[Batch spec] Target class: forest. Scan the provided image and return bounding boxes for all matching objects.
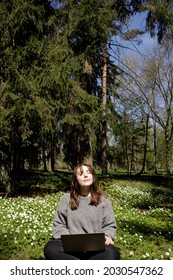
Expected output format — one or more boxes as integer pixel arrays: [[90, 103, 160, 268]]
[[0, 0, 173, 194]]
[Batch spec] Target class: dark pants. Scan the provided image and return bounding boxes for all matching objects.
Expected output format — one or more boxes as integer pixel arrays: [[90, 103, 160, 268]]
[[44, 239, 120, 260]]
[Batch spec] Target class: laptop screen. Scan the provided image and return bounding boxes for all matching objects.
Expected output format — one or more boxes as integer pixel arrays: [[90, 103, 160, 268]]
[[61, 233, 105, 252]]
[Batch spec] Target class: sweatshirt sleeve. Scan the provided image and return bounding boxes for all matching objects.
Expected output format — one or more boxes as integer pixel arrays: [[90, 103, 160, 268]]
[[101, 197, 117, 240], [52, 193, 70, 239]]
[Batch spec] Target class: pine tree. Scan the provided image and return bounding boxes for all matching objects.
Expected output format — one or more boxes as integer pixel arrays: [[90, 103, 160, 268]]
[[0, 0, 57, 191], [52, 0, 130, 170], [145, 0, 173, 42]]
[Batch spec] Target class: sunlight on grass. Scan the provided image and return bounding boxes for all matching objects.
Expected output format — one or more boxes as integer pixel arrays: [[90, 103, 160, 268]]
[[0, 181, 173, 260], [106, 183, 173, 260]]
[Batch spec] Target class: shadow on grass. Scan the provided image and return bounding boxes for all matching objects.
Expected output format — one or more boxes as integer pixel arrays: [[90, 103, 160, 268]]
[[0, 234, 19, 260], [99, 173, 173, 190], [99, 174, 173, 211], [130, 189, 173, 211], [119, 219, 173, 241], [1, 170, 173, 198], [0, 234, 44, 260], [8, 170, 72, 197]]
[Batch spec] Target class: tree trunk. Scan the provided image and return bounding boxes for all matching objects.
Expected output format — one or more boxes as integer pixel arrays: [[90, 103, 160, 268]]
[[0, 164, 13, 194], [50, 133, 55, 172], [165, 129, 171, 174], [83, 132, 93, 166], [77, 131, 93, 166], [136, 113, 150, 176], [130, 135, 135, 174], [152, 88, 158, 174], [42, 147, 48, 172], [101, 46, 108, 175], [153, 119, 158, 174]]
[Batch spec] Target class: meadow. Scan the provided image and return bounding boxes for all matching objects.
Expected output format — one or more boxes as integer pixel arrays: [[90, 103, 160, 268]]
[[0, 172, 173, 260]]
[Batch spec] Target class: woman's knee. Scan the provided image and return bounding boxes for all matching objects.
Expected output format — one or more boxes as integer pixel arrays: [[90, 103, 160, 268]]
[[44, 239, 63, 259], [44, 241, 53, 258], [106, 244, 120, 260]]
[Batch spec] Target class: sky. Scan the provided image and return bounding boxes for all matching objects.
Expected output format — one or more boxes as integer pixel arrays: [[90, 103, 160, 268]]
[[130, 12, 157, 51], [117, 12, 158, 57]]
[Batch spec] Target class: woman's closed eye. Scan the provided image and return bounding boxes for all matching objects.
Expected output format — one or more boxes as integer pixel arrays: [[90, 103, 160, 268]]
[[77, 170, 91, 176]]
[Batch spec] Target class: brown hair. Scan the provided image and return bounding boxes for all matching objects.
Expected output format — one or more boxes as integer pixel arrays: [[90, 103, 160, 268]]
[[69, 163, 102, 210]]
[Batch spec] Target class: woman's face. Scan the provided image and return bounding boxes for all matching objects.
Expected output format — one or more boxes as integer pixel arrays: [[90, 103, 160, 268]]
[[76, 165, 93, 188]]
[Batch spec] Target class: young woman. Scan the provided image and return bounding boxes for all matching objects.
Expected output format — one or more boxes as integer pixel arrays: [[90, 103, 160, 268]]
[[44, 163, 120, 260]]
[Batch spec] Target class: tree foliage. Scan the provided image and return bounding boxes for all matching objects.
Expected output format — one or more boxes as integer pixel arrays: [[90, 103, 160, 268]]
[[1, 0, 173, 193], [145, 0, 173, 42]]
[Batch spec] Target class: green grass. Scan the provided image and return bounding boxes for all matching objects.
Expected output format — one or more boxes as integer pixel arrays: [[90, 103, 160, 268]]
[[0, 172, 173, 260], [105, 182, 173, 260]]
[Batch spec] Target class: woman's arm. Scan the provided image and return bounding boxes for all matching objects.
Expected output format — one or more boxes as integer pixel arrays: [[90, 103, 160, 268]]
[[52, 194, 70, 239], [101, 197, 117, 242]]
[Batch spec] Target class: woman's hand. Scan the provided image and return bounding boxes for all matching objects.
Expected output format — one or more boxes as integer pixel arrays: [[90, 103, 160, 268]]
[[105, 235, 114, 245]]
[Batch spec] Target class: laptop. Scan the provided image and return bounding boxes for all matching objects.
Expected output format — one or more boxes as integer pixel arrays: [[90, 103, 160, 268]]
[[61, 233, 105, 253]]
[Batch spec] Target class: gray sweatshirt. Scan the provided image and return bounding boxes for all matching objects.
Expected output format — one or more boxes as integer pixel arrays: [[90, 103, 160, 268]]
[[52, 193, 117, 240]]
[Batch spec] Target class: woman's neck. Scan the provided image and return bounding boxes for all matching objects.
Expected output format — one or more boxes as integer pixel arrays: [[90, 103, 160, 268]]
[[79, 186, 91, 197]]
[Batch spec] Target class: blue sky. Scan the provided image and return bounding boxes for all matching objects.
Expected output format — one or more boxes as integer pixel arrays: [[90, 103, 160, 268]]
[[118, 12, 157, 56]]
